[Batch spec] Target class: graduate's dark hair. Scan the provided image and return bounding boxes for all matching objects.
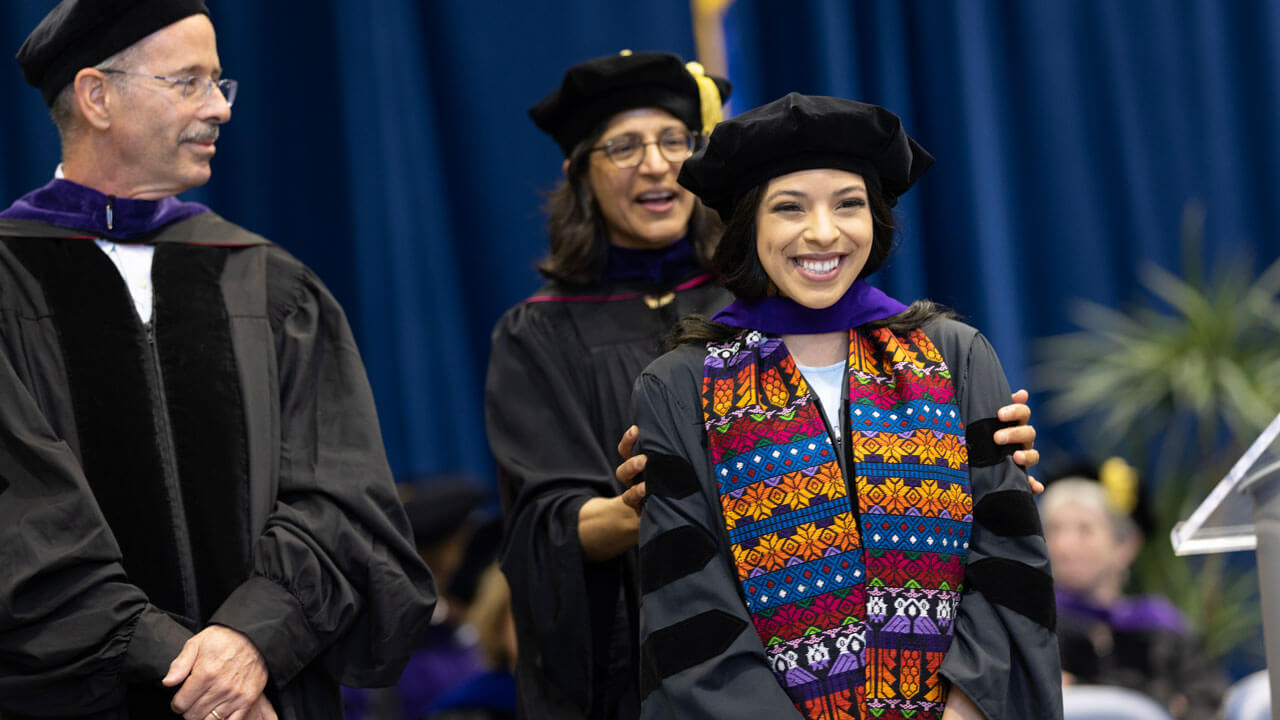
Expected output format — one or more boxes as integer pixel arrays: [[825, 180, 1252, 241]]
[[668, 179, 950, 347], [537, 123, 722, 286]]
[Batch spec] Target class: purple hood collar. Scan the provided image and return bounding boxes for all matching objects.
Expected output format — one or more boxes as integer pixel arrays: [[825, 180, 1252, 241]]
[[712, 279, 908, 334], [1055, 589, 1188, 634], [0, 178, 209, 241]]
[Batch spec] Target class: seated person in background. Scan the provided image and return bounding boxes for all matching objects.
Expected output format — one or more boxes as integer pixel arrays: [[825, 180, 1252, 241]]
[[425, 563, 519, 720], [1041, 459, 1228, 719], [345, 477, 493, 720]]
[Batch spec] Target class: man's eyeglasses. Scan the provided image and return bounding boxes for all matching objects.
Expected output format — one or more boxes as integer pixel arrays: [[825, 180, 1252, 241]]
[[101, 69, 238, 107], [590, 130, 697, 168]]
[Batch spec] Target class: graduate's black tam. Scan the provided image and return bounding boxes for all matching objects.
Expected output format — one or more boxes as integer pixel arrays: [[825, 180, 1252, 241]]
[[529, 50, 732, 157], [17, 0, 210, 106], [679, 93, 934, 221]]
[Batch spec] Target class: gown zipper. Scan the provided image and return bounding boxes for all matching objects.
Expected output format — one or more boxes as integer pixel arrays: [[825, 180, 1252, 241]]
[[143, 317, 202, 620]]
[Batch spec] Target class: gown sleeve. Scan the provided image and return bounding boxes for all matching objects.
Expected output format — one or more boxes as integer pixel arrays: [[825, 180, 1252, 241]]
[[934, 322, 1064, 719], [632, 346, 802, 719], [208, 260, 437, 688], [484, 303, 623, 715], [0, 341, 192, 714]]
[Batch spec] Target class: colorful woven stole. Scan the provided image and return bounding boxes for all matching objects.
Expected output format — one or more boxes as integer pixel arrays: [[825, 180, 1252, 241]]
[[703, 327, 972, 720]]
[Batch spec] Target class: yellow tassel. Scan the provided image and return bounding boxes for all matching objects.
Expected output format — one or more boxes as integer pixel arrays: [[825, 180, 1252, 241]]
[[1099, 456, 1139, 516], [694, 0, 734, 14], [685, 60, 723, 136]]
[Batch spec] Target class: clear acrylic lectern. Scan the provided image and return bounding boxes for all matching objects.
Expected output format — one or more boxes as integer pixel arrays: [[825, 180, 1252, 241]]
[[1171, 411, 1280, 714]]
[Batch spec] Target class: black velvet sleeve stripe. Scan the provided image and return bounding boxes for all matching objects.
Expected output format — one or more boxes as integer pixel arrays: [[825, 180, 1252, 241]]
[[973, 490, 1044, 537], [642, 452, 700, 500], [965, 557, 1057, 630], [640, 526, 719, 594], [0, 477, 7, 495], [640, 609, 748, 698], [965, 417, 1019, 468]]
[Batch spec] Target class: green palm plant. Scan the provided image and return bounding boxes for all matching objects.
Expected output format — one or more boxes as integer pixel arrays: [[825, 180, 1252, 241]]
[[1034, 203, 1280, 659]]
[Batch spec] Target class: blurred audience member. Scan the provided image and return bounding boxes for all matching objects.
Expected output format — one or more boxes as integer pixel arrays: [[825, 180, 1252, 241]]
[[345, 476, 493, 719], [1041, 458, 1227, 719], [424, 563, 518, 720]]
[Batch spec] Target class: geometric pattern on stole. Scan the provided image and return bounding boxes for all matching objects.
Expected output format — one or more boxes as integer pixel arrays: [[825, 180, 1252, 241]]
[[703, 327, 970, 720], [851, 327, 971, 720]]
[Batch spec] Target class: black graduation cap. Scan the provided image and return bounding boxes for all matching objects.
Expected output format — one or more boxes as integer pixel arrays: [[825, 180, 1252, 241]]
[[402, 475, 488, 548], [678, 93, 934, 222], [16, 0, 210, 106], [529, 50, 732, 157]]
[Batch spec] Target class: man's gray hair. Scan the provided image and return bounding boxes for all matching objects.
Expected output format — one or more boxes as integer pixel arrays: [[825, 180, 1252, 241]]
[[49, 43, 141, 143], [1039, 477, 1140, 543]]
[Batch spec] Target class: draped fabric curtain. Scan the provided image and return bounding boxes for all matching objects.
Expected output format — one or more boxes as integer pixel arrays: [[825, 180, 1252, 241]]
[[2, 0, 1277, 482], [722, 0, 1280, 459]]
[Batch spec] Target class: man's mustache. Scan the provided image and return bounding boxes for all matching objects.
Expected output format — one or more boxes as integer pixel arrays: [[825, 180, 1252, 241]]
[[179, 125, 220, 143]]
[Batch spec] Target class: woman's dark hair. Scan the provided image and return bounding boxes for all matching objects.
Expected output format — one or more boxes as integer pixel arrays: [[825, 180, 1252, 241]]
[[536, 127, 723, 285], [669, 178, 950, 347]]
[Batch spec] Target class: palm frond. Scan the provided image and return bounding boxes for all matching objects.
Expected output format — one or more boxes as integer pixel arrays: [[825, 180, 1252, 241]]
[[1033, 203, 1279, 660]]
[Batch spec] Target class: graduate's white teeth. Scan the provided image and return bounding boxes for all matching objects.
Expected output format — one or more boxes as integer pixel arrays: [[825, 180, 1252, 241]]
[[795, 257, 840, 274]]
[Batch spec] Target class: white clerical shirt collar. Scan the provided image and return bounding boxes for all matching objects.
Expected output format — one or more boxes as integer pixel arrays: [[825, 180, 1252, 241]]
[[54, 164, 156, 322]]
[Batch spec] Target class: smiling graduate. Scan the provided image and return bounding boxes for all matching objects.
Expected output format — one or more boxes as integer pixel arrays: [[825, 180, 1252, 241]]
[[632, 93, 1063, 720]]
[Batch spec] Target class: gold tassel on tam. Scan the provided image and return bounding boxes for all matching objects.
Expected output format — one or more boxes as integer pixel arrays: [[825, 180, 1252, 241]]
[[684, 60, 724, 135]]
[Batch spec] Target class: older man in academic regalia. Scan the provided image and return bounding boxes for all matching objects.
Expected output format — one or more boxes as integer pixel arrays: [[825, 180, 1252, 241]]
[[0, 2, 436, 718]]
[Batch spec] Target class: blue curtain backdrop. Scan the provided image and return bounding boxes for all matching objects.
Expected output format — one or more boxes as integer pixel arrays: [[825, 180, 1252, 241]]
[[2, 0, 1277, 484]]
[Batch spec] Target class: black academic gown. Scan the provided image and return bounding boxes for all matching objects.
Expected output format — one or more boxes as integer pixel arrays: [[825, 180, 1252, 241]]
[[1057, 606, 1227, 719], [484, 275, 730, 720], [632, 318, 1063, 719], [0, 214, 437, 719]]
